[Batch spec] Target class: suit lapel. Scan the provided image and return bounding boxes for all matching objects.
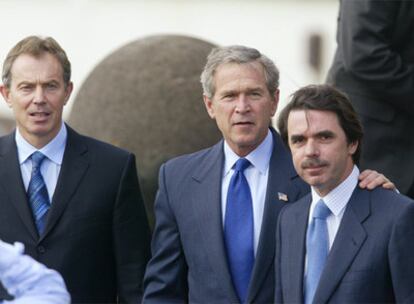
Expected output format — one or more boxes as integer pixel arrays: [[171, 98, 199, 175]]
[[247, 130, 306, 302], [313, 188, 369, 303], [41, 126, 90, 240], [286, 197, 310, 302], [0, 133, 38, 240], [191, 141, 239, 303]]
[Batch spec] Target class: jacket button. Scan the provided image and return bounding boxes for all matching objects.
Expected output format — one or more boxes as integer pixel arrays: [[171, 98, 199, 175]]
[[37, 246, 45, 254]]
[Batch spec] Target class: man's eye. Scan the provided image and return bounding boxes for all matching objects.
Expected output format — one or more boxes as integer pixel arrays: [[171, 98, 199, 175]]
[[20, 86, 33, 92], [46, 83, 58, 89], [319, 134, 332, 141], [291, 138, 303, 144], [222, 94, 234, 100]]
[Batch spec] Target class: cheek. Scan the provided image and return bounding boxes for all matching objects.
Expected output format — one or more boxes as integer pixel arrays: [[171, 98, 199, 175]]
[[12, 97, 31, 109], [212, 113, 228, 133], [49, 99, 65, 111], [290, 149, 303, 171], [216, 108, 231, 122], [12, 102, 27, 113]]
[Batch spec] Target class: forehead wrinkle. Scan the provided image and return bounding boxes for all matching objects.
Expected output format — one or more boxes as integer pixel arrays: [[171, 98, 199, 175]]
[[11, 53, 63, 86], [214, 62, 267, 94]]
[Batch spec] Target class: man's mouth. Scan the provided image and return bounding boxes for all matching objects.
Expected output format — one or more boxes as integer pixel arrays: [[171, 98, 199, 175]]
[[29, 111, 51, 121], [233, 121, 253, 126], [29, 112, 50, 117]]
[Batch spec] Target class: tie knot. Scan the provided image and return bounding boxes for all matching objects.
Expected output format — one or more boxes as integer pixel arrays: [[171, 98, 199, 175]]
[[234, 158, 250, 172], [31, 151, 47, 169], [313, 200, 331, 220]]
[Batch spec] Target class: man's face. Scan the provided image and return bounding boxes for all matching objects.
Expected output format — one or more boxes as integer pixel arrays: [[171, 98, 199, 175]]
[[287, 109, 357, 196], [0, 53, 73, 148], [203, 62, 278, 156]]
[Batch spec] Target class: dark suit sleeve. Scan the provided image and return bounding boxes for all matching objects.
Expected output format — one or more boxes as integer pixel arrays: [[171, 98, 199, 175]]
[[389, 201, 414, 302], [339, 0, 414, 115], [113, 153, 151, 303], [143, 163, 188, 303], [274, 207, 285, 304]]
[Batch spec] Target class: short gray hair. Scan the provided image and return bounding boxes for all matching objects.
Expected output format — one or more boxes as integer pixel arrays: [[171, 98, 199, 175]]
[[200, 45, 279, 99]]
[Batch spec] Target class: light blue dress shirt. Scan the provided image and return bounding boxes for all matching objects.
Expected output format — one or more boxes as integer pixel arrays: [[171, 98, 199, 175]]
[[308, 165, 359, 250], [222, 130, 273, 255], [15, 123, 67, 202], [0, 239, 70, 304]]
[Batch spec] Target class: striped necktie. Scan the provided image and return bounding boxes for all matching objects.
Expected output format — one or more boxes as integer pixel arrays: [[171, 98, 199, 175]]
[[27, 151, 50, 235]]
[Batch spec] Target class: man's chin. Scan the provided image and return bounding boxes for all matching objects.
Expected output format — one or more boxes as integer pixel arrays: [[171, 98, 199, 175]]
[[303, 176, 325, 188]]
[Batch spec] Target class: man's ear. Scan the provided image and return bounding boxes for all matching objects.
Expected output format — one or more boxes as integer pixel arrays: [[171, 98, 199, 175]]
[[348, 140, 358, 155], [270, 89, 280, 117], [0, 85, 12, 108], [63, 82, 74, 105], [203, 94, 216, 119]]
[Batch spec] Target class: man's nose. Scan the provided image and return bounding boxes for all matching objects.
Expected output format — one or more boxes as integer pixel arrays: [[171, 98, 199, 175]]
[[235, 94, 250, 113], [304, 140, 319, 157], [33, 86, 46, 104]]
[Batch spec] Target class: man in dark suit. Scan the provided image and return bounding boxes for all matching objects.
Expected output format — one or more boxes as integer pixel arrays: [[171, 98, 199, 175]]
[[275, 84, 414, 303], [327, 0, 414, 198], [0, 36, 151, 303], [143, 46, 392, 303]]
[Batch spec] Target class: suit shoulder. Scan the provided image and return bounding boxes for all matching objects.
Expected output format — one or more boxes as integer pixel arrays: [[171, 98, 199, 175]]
[[69, 128, 132, 158], [281, 194, 311, 217], [0, 133, 15, 148], [162, 143, 220, 172], [369, 187, 414, 209]]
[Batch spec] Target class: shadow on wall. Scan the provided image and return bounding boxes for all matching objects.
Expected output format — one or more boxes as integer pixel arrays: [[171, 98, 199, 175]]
[[68, 35, 222, 227]]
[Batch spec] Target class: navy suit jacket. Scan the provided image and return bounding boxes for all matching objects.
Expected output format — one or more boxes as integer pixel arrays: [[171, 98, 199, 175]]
[[143, 129, 309, 303], [0, 125, 151, 303], [275, 187, 414, 303]]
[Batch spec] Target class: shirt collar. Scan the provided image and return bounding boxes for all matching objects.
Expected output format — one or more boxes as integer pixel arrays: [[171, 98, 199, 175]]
[[223, 129, 273, 176], [15, 123, 67, 165], [311, 165, 359, 216]]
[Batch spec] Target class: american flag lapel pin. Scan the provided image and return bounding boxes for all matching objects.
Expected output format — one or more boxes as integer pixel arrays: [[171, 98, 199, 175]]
[[278, 192, 288, 202]]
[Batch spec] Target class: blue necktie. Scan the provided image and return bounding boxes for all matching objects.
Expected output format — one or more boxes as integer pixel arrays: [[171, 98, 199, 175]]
[[304, 199, 331, 304], [27, 151, 50, 235], [224, 158, 254, 303]]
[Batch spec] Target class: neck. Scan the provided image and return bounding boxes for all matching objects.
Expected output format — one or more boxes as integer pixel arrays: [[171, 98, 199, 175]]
[[17, 124, 62, 149]]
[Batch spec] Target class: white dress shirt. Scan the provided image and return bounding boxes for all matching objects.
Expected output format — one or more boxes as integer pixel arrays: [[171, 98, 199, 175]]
[[308, 165, 360, 250], [221, 130, 273, 255], [0, 239, 70, 304], [15, 123, 67, 202]]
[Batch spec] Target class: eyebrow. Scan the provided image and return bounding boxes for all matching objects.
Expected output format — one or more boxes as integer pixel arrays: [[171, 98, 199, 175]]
[[290, 134, 304, 142], [290, 130, 335, 140], [219, 90, 237, 96], [315, 130, 335, 138]]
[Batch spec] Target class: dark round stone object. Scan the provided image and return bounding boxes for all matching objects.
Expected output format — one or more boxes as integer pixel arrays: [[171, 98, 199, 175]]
[[68, 35, 222, 226]]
